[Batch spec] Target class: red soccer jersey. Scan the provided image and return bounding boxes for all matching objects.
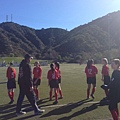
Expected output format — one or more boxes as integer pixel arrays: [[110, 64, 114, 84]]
[[55, 68, 61, 78], [47, 69, 58, 81], [33, 66, 42, 79], [101, 65, 109, 76], [85, 64, 98, 77], [6, 67, 16, 79]]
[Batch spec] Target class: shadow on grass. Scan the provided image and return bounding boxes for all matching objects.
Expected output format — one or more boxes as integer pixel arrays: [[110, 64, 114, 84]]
[[0, 104, 16, 113], [0, 97, 51, 120], [0, 97, 108, 120], [40, 98, 93, 119], [0, 81, 7, 84], [0, 112, 17, 120], [15, 114, 35, 120], [0, 103, 18, 120], [58, 101, 108, 120], [0, 102, 32, 120], [37, 97, 50, 106]]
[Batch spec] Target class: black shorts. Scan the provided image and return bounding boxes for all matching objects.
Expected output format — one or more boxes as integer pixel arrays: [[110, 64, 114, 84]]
[[7, 79, 16, 89], [104, 76, 110, 85], [49, 79, 59, 88], [87, 77, 96, 84], [33, 78, 41, 86], [58, 78, 61, 83]]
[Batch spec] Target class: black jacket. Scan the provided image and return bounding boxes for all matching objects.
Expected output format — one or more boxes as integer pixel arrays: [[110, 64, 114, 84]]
[[108, 69, 120, 102], [18, 59, 33, 88]]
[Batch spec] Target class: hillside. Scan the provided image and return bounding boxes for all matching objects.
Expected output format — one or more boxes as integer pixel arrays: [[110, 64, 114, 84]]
[[0, 11, 120, 61], [36, 28, 69, 46], [0, 22, 45, 56], [0, 22, 68, 58], [55, 11, 120, 60]]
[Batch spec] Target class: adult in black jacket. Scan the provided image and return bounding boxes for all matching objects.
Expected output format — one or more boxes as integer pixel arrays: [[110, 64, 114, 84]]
[[108, 59, 120, 120], [16, 54, 45, 116]]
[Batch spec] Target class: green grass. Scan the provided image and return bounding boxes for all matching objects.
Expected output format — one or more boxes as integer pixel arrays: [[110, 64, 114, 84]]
[[0, 57, 23, 63], [0, 57, 49, 66], [0, 64, 114, 120]]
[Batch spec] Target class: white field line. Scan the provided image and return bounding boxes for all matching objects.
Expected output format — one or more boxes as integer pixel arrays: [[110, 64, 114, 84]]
[[41, 103, 71, 109], [1, 101, 100, 113], [41, 101, 100, 109], [84, 101, 99, 105]]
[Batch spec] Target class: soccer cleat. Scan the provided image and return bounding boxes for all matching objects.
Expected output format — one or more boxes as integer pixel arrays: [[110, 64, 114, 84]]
[[59, 96, 63, 99], [16, 111, 26, 116], [52, 95, 55, 97], [53, 101, 58, 105], [91, 94, 95, 99], [101, 84, 108, 90], [8, 100, 14, 104], [34, 109, 45, 115], [49, 98, 52, 101], [87, 96, 90, 99]]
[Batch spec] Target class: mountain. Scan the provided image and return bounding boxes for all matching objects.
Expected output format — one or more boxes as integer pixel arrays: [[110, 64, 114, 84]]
[[0, 22, 45, 56], [36, 28, 68, 46], [0, 22, 68, 57], [55, 11, 120, 61], [0, 11, 120, 61]]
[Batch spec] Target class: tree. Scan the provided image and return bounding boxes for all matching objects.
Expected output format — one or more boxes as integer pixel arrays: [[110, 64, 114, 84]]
[[57, 55, 62, 61], [9, 53, 14, 57], [35, 54, 41, 59]]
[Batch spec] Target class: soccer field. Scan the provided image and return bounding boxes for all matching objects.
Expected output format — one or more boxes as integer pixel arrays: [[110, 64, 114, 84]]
[[0, 64, 114, 120]]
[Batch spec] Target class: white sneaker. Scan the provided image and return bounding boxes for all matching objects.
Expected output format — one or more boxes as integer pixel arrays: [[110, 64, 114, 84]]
[[34, 109, 45, 115], [16, 111, 26, 116]]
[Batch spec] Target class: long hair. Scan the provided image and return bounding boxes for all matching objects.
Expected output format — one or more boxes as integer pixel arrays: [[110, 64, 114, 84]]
[[54, 62, 60, 69]]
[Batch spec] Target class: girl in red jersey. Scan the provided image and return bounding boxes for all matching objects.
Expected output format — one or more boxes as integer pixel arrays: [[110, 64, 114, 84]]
[[33, 61, 42, 100], [6, 63, 16, 104], [47, 63, 59, 105], [55, 62, 63, 99], [101, 58, 110, 96], [85, 59, 98, 99]]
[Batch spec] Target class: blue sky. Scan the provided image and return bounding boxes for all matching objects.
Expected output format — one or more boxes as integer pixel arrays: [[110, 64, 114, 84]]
[[0, 0, 120, 30]]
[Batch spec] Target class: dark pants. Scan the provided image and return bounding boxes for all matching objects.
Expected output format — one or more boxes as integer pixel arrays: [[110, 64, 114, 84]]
[[104, 76, 110, 85], [108, 99, 118, 110], [16, 85, 39, 113]]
